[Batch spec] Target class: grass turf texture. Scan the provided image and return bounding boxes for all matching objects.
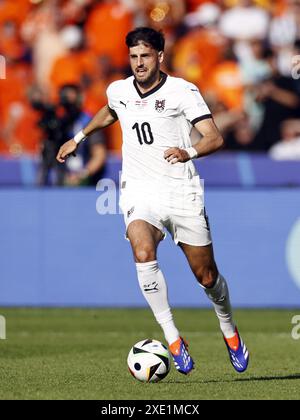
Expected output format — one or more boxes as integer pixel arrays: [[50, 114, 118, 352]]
[[0, 308, 299, 400]]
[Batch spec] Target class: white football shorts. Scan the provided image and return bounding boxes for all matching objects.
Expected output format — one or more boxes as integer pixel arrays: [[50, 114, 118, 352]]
[[119, 177, 212, 247]]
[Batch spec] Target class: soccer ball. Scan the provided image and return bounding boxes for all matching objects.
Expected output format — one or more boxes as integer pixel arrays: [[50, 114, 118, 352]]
[[127, 339, 171, 383]]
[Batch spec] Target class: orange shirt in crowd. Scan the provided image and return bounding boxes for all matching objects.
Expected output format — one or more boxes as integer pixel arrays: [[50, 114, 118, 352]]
[[49, 49, 102, 99], [272, 0, 289, 16], [205, 61, 244, 110], [0, 101, 42, 156], [0, 0, 32, 61], [84, 71, 124, 151], [85, 1, 133, 69], [84, 79, 108, 116], [0, 62, 33, 111], [0, 62, 41, 155], [50, 54, 85, 99], [173, 28, 226, 91], [0, 0, 32, 27], [13, 103, 42, 155], [0, 24, 25, 60]]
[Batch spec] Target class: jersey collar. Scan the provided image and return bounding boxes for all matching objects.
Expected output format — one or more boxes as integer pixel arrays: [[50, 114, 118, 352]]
[[133, 72, 168, 99]]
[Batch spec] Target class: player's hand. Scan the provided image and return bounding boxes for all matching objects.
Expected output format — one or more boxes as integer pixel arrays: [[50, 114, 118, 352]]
[[56, 139, 78, 163], [164, 148, 190, 164]]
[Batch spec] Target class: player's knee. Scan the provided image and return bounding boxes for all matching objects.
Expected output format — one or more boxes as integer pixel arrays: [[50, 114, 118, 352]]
[[195, 266, 218, 289], [134, 247, 156, 264]]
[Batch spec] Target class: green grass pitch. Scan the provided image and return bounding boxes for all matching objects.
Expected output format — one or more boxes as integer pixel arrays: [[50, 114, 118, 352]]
[[0, 308, 299, 400]]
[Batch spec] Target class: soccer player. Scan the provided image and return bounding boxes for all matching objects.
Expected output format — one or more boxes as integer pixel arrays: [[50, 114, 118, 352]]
[[57, 27, 249, 375]]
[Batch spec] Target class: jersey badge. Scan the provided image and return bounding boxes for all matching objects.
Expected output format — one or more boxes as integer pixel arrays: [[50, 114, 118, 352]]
[[155, 99, 166, 113]]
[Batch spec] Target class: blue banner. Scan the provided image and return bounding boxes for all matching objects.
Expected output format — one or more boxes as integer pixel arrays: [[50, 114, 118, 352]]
[[1, 153, 300, 187], [0, 188, 300, 307]]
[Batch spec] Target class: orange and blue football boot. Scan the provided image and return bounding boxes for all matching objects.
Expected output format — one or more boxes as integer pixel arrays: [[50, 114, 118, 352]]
[[169, 337, 194, 375], [224, 328, 249, 373]]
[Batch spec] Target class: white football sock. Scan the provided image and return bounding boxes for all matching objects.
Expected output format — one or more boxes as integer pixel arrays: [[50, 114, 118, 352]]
[[202, 274, 236, 339], [136, 260, 180, 345]]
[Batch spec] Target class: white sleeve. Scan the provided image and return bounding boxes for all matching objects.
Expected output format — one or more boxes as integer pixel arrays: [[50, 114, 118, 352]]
[[178, 83, 212, 125], [106, 82, 118, 111]]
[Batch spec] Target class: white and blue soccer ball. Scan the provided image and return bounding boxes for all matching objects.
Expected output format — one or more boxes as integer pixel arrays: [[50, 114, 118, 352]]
[[127, 339, 171, 383]]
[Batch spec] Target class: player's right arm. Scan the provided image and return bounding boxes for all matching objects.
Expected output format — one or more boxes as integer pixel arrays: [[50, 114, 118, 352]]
[[56, 105, 117, 163]]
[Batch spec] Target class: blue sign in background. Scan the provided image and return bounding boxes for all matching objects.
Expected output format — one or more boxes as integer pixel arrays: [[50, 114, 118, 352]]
[[1, 154, 300, 187], [0, 188, 300, 307]]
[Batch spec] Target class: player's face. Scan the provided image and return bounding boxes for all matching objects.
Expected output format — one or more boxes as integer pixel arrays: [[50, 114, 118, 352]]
[[129, 43, 164, 86]]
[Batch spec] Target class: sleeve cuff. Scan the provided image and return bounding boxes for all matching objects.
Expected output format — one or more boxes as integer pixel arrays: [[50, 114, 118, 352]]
[[191, 114, 212, 126], [108, 106, 119, 121]]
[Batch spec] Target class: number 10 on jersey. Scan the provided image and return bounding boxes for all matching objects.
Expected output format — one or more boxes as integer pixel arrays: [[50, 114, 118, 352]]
[[132, 122, 154, 145]]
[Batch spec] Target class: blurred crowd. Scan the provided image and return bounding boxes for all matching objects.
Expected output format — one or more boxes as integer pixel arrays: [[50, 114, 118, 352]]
[[1, 0, 300, 185]]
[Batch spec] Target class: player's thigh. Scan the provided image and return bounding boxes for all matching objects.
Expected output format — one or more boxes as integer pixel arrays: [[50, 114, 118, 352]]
[[127, 220, 164, 263]]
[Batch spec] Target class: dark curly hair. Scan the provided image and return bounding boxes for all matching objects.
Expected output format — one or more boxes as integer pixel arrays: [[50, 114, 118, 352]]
[[126, 27, 165, 52]]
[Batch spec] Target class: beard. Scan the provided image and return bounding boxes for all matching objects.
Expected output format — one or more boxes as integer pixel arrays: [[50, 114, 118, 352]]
[[133, 63, 160, 88]]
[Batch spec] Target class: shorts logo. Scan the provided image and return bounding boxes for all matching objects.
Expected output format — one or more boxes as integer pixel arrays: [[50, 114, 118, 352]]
[[155, 99, 166, 113], [127, 206, 135, 218]]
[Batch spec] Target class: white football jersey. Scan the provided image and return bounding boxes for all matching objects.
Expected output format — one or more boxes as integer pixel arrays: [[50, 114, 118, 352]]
[[107, 72, 211, 188]]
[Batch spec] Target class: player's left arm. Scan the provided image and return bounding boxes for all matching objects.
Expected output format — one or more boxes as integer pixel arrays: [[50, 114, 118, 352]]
[[164, 118, 224, 164]]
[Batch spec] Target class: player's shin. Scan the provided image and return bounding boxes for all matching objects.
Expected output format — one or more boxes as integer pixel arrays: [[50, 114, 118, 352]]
[[202, 274, 236, 339], [136, 261, 180, 345]]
